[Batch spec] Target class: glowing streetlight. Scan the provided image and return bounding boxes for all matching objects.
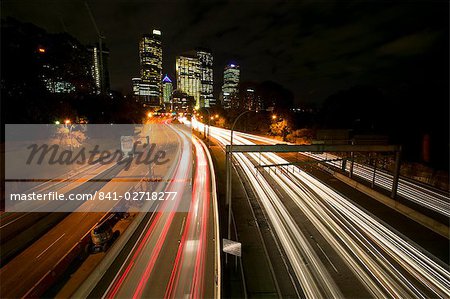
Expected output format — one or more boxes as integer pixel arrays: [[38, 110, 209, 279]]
[[272, 114, 277, 120], [65, 119, 71, 125], [210, 116, 214, 120], [147, 112, 153, 118], [215, 114, 219, 119], [55, 120, 60, 125]]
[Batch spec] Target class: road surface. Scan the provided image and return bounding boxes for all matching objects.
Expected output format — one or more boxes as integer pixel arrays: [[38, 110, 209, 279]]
[[189, 118, 450, 299], [0, 122, 181, 298], [90, 124, 220, 298]]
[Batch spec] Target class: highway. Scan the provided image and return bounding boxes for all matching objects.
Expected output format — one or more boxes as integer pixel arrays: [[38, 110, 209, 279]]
[[91, 124, 220, 298], [0, 161, 125, 265], [239, 132, 450, 217], [308, 152, 450, 217], [190, 118, 450, 299], [0, 122, 183, 298]]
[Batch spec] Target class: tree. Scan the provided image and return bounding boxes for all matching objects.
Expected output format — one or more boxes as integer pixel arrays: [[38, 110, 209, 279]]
[[270, 119, 289, 140]]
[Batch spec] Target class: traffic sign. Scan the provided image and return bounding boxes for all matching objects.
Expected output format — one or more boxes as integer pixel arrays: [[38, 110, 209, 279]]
[[121, 136, 134, 155]]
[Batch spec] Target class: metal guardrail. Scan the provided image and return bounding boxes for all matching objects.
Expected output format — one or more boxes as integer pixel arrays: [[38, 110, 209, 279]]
[[226, 144, 402, 199]]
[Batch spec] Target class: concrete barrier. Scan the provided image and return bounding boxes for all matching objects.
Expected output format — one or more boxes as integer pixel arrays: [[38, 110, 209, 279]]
[[198, 136, 221, 299], [323, 165, 449, 239]]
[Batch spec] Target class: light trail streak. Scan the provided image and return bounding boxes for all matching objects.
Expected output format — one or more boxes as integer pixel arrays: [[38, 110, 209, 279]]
[[103, 123, 192, 298], [192, 120, 343, 298], [191, 118, 450, 299], [165, 136, 210, 299], [233, 131, 449, 217]]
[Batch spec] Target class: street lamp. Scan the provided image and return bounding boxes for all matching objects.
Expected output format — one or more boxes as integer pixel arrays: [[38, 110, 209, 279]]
[[226, 109, 274, 251], [226, 110, 251, 247], [272, 114, 277, 120]]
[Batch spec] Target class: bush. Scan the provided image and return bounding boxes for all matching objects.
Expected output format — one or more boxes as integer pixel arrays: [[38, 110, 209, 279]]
[[286, 128, 315, 144]]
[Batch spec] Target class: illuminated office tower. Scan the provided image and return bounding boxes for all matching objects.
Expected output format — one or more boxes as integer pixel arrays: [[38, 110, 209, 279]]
[[162, 74, 173, 106], [244, 87, 263, 111], [132, 77, 141, 96], [88, 43, 110, 94], [197, 49, 214, 107], [176, 53, 201, 108], [139, 30, 162, 106], [221, 63, 240, 109]]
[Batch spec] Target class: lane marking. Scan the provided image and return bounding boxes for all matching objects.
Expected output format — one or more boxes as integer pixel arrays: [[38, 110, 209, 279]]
[[179, 216, 186, 236], [316, 242, 339, 273], [36, 233, 66, 259], [0, 213, 29, 229]]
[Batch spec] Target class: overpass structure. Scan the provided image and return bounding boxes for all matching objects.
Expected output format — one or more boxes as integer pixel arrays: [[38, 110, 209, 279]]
[[226, 144, 402, 199]]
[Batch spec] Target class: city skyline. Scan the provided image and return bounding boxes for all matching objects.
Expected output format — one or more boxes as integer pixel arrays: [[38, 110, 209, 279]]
[[1, 1, 449, 299], [3, 1, 447, 105]]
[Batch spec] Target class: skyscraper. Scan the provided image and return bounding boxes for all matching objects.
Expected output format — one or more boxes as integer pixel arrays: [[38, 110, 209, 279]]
[[197, 49, 214, 107], [139, 29, 162, 106], [221, 63, 240, 109], [244, 87, 263, 111], [88, 43, 110, 94], [176, 53, 201, 109], [132, 77, 141, 96], [162, 74, 173, 107]]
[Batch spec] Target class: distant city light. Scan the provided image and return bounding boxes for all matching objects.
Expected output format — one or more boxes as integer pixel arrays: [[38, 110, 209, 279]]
[[152, 29, 161, 35], [64, 119, 71, 124], [38, 47, 46, 53], [230, 64, 235, 67], [55, 120, 60, 125]]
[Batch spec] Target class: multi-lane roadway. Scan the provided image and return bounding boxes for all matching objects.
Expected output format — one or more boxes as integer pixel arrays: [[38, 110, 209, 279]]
[[190, 118, 449, 299], [1, 120, 220, 298], [86, 122, 220, 298], [2, 116, 448, 299]]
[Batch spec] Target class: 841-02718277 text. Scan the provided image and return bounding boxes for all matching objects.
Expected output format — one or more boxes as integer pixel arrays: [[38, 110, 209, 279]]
[[96, 191, 177, 201]]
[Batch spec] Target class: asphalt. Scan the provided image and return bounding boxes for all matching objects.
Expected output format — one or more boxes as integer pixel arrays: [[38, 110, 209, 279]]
[[88, 127, 218, 298], [279, 152, 450, 265], [0, 122, 180, 298], [0, 162, 128, 298], [208, 137, 301, 298]]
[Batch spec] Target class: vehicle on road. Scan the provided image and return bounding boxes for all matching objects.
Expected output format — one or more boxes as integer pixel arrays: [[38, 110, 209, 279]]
[[89, 214, 120, 253]]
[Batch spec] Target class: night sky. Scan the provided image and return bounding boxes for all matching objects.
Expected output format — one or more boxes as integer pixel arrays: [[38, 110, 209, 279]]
[[2, 0, 448, 104]]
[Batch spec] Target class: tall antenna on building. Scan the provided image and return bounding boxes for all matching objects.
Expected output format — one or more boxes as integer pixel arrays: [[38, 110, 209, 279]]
[[85, 1, 105, 93]]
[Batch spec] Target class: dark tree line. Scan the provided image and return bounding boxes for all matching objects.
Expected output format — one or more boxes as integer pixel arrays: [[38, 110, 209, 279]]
[[1, 18, 142, 125]]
